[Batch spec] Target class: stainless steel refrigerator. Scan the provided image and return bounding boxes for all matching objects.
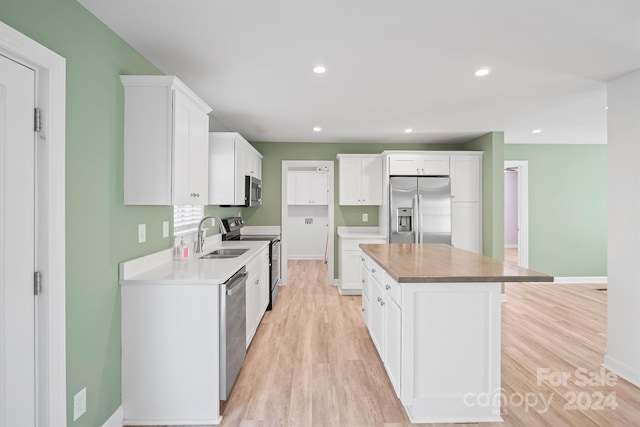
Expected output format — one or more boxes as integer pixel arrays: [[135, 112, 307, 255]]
[[389, 176, 451, 244]]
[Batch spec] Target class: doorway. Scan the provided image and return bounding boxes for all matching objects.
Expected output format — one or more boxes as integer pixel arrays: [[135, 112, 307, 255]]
[[0, 20, 67, 427], [281, 161, 334, 285], [504, 161, 529, 268]]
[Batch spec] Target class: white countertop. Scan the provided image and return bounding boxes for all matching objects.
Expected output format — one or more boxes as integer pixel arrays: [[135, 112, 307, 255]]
[[337, 226, 386, 240], [119, 238, 269, 285]]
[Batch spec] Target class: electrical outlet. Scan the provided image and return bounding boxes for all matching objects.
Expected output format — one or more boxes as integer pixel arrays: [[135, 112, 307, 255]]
[[73, 387, 86, 421], [163, 221, 169, 238], [362, 213, 368, 222], [138, 224, 146, 243]]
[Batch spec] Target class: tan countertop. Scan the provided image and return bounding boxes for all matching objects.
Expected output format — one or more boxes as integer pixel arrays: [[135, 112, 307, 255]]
[[359, 243, 554, 283]]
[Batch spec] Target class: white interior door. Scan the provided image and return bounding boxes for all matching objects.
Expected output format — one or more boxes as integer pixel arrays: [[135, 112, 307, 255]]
[[0, 53, 37, 427]]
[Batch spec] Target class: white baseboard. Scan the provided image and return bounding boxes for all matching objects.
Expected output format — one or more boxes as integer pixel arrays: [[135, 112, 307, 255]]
[[554, 276, 608, 284], [504, 244, 518, 249], [328, 278, 338, 286], [603, 355, 640, 388], [501, 293, 507, 302], [102, 405, 123, 427]]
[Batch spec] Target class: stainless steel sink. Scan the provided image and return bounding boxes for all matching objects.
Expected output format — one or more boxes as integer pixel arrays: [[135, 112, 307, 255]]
[[200, 248, 249, 259]]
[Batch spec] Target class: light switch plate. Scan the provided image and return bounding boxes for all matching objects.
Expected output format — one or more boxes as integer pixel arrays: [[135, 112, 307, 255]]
[[163, 221, 169, 238], [138, 224, 146, 243], [73, 387, 86, 421], [362, 213, 369, 222]]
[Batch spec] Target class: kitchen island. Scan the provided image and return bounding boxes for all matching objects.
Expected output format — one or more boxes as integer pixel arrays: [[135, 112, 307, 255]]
[[359, 243, 553, 424]]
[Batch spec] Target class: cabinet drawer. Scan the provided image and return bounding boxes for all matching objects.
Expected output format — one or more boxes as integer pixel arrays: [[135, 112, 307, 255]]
[[360, 253, 370, 271], [370, 261, 385, 286], [384, 275, 401, 307]]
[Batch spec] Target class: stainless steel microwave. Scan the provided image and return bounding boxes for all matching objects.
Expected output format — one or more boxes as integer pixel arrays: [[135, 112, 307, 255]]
[[245, 176, 262, 207]]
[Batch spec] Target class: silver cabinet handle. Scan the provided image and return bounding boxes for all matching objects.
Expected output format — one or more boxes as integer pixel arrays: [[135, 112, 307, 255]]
[[377, 297, 382, 302], [372, 268, 376, 273], [362, 307, 366, 312], [362, 279, 365, 283], [385, 285, 391, 290], [380, 300, 385, 306]]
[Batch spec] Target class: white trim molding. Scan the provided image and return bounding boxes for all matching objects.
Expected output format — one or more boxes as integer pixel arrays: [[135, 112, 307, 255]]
[[281, 161, 335, 286], [0, 20, 67, 427], [554, 277, 608, 284], [101, 405, 123, 427], [603, 356, 640, 388], [504, 160, 529, 268]]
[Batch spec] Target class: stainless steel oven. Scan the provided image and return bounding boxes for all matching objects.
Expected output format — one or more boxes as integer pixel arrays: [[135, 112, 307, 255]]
[[222, 217, 281, 310]]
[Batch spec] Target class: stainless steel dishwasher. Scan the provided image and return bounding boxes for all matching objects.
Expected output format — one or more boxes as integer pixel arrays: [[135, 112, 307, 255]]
[[219, 267, 247, 400]]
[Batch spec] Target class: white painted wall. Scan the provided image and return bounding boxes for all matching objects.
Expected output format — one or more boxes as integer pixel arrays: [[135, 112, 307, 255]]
[[605, 68, 640, 388], [286, 205, 329, 259]]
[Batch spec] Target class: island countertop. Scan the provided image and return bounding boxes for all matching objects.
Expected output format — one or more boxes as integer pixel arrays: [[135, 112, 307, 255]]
[[359, 243, 554, 283]]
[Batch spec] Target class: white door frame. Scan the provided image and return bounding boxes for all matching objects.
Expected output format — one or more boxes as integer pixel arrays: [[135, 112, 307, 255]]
[[281, 161, 335, 285], [0, 20, 67, 426], [504, 160, 529, 268]]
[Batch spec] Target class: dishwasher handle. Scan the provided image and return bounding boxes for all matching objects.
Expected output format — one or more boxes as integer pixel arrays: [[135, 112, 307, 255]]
[[226, 268, 247, 296]]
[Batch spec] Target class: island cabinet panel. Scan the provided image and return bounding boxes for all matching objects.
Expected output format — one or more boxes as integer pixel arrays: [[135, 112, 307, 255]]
[[451, 202, 481, 253], [361, 245, 505, 424], [400, 282, 502, 423]]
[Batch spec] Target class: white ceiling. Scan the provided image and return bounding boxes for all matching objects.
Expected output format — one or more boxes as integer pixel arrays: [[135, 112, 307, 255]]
[[78, 0, 640, 144]]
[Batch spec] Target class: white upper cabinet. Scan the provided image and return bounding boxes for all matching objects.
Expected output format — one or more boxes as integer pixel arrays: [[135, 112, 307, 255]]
[[388, 154, 450, 176], [287, 171, 328, 205], [337, 154, 383, 205], [121, 75, 212, 205], [209, 132, 263, 206], [450, 154, 481, 202]]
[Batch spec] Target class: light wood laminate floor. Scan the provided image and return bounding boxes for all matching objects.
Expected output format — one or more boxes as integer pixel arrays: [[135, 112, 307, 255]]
[[145, 260, 640, 426]]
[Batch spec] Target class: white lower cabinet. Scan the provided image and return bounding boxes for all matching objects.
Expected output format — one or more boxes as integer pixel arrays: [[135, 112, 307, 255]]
[[245, 247, 270, 348], [362, 254, 402, 396], [361, 250, 502, 424], [338, 232, 386, 294]]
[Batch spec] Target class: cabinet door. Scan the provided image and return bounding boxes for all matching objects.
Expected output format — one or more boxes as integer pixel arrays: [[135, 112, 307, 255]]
[[369, 278, 385, 356], [287, 171, 297, 204], [311, 172, 329, 205], [451, 155, 480, 202], [384, 298, 402, 397], [451, 202, 481, 253], [294, 172, 313, 205], [234, 141, 246, 205], [339, 157, 362, 205], [245, 270, 260, 348], [187, 109, 209, 204], [362, 291, 370, 329], [418, 155, 450, 176], [361, 262, 370, 297], [171, 90, 192, 205], [361, 156, 382, 205], [341, 250, 363, 290], [389, 156, 420, 175]]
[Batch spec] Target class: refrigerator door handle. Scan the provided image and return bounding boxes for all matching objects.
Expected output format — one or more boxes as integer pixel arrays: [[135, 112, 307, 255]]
[[413, 194, 419, 243], [418, 194, 424, 244]]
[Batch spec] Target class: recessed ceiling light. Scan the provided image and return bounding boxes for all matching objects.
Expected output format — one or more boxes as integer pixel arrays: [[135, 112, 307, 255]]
[[404, 128, 413, 133], [313, 66, 326, 74], [313, 127, 322, 132], [532, 129, 542, 134], [474, 67, 492, 77], [603, 106, 609, 110]]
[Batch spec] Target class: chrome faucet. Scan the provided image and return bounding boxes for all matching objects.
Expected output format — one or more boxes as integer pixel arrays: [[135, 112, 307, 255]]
[[195, 216, 228, 253]]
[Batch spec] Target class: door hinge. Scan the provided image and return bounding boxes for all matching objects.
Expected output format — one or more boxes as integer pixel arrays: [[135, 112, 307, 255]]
[[34, 271, 42, 295], [34, 107, 41, 132]]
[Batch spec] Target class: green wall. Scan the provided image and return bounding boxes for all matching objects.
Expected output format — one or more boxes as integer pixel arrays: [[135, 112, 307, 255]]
[[245, 141, 461, 278], [504, 144, 607, 277], [0, 1, 173, 425], [462, 132, 505, 259]]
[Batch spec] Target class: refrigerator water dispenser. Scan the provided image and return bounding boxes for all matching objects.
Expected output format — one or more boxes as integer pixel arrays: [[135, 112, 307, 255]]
[[397, 208, 413, 232]]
